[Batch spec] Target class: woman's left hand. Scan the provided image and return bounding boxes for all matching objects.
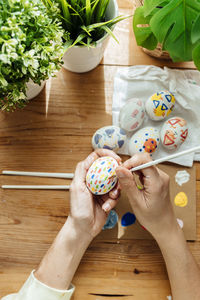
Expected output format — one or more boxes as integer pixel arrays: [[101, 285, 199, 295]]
[[69, 149, 121, 240]]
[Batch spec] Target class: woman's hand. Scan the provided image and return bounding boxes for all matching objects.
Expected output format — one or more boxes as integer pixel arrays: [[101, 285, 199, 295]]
[[69, 149, 121, 240], [115, 153, 177, 239]]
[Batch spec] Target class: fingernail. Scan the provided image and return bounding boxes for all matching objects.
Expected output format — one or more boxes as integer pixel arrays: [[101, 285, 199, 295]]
[[116, 170, 126, 178], [103, 203, 111, 212], [110, 189, 118, 197]]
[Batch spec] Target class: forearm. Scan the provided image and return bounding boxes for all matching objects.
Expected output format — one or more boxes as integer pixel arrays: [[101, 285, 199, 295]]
[[155, 223, 200, 300], [35, 217, 92, 290]]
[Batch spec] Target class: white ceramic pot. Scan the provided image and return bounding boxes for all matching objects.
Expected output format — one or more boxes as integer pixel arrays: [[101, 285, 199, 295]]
[[62, 0, 118, 73], [26, 80, 46, 100]]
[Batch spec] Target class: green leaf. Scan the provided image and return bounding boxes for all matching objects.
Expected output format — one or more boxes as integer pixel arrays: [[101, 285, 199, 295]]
[[133, 6, 158, 50], [86, 0, 92, 25], [59, 0, 71, 26], [143, 0, 171, 17], [191, 14, 200, 43], [150, 0, 200, 61], [81, 25, 92, 36], [192, 43, 200, 70], [95, 0, 110, 22], [133, 0, 200, 63], [101, 25, 119, 42], [66, 33, 87, 50]]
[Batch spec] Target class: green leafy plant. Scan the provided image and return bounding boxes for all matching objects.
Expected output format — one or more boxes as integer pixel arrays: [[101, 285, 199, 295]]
[[0, 0, 66, 112], [43, 0, 128, 49], [133, 0, 200, 70]]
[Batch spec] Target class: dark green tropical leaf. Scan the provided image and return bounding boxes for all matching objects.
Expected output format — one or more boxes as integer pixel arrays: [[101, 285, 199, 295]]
[[133, 0, 200, 69], [150, 0, 200, 61], [191, 14, 200, 43], [193, 43, 200, 70], [133, 6, 158, 50]]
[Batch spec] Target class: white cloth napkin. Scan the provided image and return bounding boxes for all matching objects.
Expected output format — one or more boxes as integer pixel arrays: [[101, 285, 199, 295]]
[[112, 65, 200, 167]]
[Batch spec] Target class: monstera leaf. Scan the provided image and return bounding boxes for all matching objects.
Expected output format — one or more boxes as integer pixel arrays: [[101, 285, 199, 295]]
[[133, 0, 200, 70]]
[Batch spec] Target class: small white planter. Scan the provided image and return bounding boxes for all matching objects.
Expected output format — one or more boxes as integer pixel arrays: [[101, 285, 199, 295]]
[[26, 80, 45, 100], [62, 0, 118, 73]]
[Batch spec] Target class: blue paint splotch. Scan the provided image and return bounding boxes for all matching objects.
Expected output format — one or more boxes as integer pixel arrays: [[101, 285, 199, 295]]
[[121, 212, 136, 227], [103, 210, 118, 230]]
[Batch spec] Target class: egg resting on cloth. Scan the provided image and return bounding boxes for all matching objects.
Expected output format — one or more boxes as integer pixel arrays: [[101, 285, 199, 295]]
[[92, 126, 126, 152], [129, 127, 160, 156], [119, 98, 145, 132], [86, 156, 119, 195], [161, 116, 188, 150], [145, 91, 175, 121]]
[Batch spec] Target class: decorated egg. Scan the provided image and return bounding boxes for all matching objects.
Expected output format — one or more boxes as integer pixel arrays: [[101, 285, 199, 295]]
[[161, 117, 188, 150], [86, 156, 118, 195], [145, 91, 175, 121], [119, 98, 145, 132], [92, 126, 126, 152], [129, 127, 160, 156]]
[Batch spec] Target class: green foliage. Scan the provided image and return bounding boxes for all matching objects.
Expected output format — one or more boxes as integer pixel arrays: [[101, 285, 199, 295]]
[[0, 0, 65, 111], [43, 0, 128, 49], [133, 0, 200, 70]]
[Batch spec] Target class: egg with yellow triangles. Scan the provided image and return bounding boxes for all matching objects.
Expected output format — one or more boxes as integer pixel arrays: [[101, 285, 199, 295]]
[[145, 91, 175, 121]]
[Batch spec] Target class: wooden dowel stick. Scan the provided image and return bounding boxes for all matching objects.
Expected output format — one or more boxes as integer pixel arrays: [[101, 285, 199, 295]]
[[131, 145, 200, 172], [2, 171, 74, 179], [1, 185, 70, 190]]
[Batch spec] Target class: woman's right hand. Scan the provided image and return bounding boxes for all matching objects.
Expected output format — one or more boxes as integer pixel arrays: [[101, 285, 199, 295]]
[[116, 153, 178, 240]]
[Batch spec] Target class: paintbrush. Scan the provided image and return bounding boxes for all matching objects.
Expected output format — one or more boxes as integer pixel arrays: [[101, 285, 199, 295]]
[[130, 145, 200, 172], [2, 145, 200, 189]]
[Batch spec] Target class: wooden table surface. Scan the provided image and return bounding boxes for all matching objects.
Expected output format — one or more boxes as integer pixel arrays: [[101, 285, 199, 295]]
[[0, 1, 199, 299]]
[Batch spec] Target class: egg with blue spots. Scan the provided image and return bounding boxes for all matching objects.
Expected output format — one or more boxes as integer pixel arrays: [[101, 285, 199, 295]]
[[86, 156, 119, 195], [92, 126, 127, 152], [129, 127, 160, 156]]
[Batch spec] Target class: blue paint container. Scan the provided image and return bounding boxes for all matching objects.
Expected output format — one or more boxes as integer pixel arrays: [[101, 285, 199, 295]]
[[103, 210, 118, 230]]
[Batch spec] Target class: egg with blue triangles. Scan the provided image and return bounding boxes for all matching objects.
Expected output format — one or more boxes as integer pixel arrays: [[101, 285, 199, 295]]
[[92, 125, 127, 152], [145, 91, 175, 121]]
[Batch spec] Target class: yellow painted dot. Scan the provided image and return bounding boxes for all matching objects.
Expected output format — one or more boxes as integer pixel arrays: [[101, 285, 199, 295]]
[[174, 192, 188, 207], [137, 184, 143, 190]]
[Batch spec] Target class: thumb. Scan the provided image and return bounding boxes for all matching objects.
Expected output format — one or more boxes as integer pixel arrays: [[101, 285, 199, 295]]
[[115, 166, 140, 202]]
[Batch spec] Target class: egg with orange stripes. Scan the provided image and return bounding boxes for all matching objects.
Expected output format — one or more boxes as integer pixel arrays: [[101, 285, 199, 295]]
[[86, 156, 119, 195]]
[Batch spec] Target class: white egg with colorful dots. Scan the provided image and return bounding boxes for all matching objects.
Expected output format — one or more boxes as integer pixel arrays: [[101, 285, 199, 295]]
[[129, 127, 160, 156], [145, 91, 176, 121], [161, 117, 189, 150], [92, 126, 127, 152], [119, 98, 145, 132], [86, 156, 119, 195]]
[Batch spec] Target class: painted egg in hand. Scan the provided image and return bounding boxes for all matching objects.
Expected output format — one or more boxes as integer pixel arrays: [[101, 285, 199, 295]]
[[119, 98, 145, 132], [92, 126, 126, 152], [145, 91, 175, 121], [161, 117, 188, 150], [129, 127, 160, 156], [86, 156, 119, 195]]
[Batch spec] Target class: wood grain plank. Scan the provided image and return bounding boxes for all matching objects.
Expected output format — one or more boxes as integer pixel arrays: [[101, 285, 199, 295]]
[[0, 0, 199, 298]]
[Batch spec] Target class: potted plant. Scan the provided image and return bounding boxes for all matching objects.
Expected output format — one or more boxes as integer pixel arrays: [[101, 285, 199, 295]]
[[133, 0, 200, 70], [0, 0, 65, 112], [43, 0, 127, 73]]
